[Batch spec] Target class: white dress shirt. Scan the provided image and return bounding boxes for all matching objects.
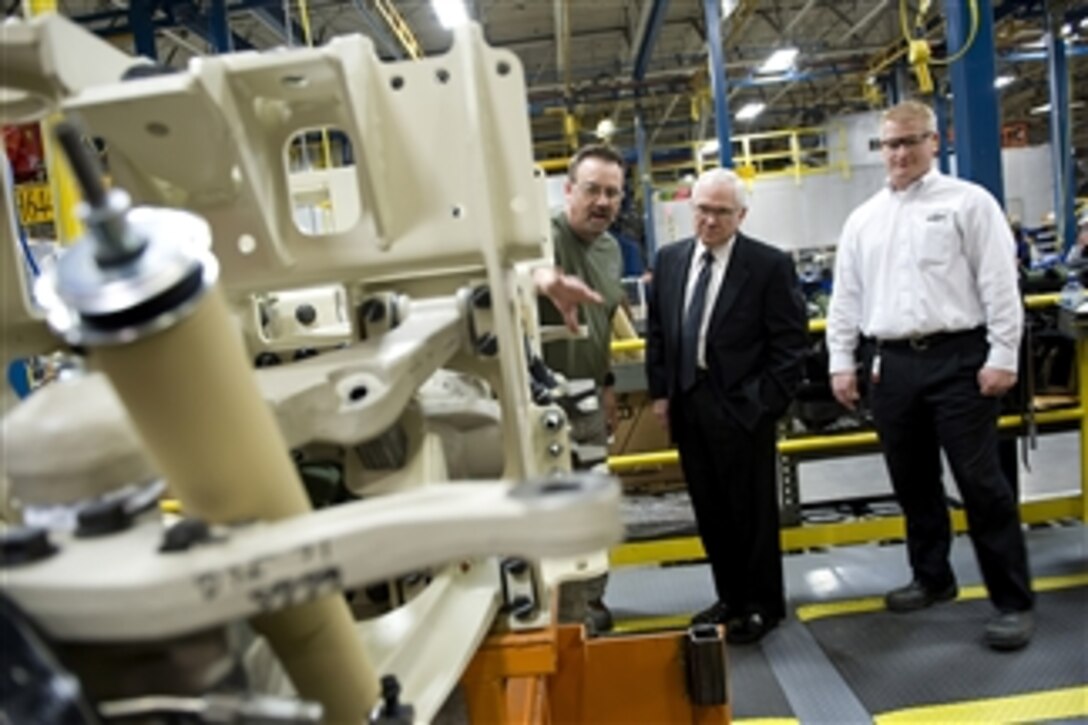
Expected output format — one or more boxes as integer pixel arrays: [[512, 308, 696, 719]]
[[683, 236, 735, 369], [826, 169, 1023, 374]]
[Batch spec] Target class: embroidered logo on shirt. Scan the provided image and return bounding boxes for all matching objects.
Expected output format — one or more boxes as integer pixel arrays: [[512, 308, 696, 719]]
[[926, 210, 952, 223]]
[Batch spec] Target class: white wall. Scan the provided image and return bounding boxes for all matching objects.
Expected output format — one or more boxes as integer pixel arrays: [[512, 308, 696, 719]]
[[829, 111, 884, 168], [653, 110, 1055, 255], [742, 167, 888, 251], [547, 109, 1056, 256], [1002, 145, 1054, 228], [654, 166, 886, 253]]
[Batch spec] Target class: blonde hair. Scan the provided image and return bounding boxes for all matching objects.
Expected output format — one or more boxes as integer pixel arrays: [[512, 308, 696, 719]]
[[882, 100, 937, 133]]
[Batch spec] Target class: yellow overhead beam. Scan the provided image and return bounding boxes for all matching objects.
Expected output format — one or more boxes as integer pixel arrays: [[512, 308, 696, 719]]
[[723, 0, 760, 45], [23, 0, 83, 243], [371, 0, 423, 59], [866, 14, 944, 82]]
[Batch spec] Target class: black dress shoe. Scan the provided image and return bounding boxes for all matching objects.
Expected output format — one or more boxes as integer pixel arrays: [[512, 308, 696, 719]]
[[985, 610, 1034, 651], [884, 580, 958, 612], [691, 601, 731, 626], [725, 612, 778, 645]]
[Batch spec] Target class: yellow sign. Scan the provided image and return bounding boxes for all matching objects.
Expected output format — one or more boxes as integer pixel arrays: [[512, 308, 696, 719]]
[[15, 182, 54, 226]]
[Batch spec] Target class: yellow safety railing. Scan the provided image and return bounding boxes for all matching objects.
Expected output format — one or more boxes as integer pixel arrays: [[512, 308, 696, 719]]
[[533, 125, 850, 184], [607, 292, 1088, 563]]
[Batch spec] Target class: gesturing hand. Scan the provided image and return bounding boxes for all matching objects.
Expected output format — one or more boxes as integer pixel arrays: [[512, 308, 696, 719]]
[[533, 266, 603, 333]]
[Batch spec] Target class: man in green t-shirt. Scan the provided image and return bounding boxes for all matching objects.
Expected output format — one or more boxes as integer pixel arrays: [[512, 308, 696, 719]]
[[538, 144, 626, 633], [540, 144, 626, 439]]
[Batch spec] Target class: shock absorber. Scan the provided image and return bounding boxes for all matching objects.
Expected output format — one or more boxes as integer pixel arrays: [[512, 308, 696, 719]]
[[39, 121, 378, 720]]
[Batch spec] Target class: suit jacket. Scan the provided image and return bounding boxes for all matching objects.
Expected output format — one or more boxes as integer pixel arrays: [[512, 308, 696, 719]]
[[645, 233, 808, 432]]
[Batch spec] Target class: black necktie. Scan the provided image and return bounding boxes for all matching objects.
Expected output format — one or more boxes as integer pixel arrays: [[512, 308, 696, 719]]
[[680, 250, 715, 392]]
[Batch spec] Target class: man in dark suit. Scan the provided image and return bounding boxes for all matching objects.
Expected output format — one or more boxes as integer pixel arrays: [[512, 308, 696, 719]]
[[645, 168, 807, 644]]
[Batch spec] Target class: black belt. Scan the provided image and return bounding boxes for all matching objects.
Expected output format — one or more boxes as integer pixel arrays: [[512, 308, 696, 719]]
[[876, 326, 985, 351]]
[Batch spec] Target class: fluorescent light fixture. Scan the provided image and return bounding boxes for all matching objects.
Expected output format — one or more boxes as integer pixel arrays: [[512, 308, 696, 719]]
[[1060, 22, 1072, 36], [1081, 17, 1088, 29], [994, 75, 1015, 89], [758, 48, 798, 74], [736, 102, 766, 121], [701, 139, 720, 156], [432, 0, 468, 29], [1032, 100, 1086, 115], [721, 0, 739, 20], [595, 118, 616, 140]]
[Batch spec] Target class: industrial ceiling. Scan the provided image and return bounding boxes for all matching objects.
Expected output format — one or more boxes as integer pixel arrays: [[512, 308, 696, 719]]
[[38, 0, 1088, 178]]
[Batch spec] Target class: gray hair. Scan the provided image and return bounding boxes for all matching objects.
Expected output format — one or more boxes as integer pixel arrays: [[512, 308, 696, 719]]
[[692, 167, 748, 209]]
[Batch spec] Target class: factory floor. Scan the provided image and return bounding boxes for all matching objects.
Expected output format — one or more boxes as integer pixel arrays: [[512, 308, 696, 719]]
[[603, 431, 1088, 724]]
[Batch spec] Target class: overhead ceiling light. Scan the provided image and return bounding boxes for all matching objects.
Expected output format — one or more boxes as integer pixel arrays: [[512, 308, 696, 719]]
[[432, 0, 468, 29], [1081, 17, 1088, 29], [758, 47, 798, 74], [1060, 22, 1073, 37], [721, 0, 739, 20], [994, 75, 1015, 89], [1031, 100, 1086, 115], [701, 139, 720, 156], [736, 102, 766, 121]]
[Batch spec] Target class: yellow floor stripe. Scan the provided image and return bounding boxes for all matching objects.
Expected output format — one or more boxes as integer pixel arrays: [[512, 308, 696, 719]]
[[796, 572, 1088, 622], [733, 719, 798, 725], [611, 614, 691, 634], [614, 573, 1088, 632], [874, 686, 1088, 724]]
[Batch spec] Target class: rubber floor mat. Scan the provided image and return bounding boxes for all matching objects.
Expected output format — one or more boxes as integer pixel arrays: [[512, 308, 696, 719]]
[[729, 644, 794, 720], [804, 586, 1088, 715]]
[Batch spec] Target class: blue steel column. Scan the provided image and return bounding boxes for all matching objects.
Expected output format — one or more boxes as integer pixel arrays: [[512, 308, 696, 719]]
[[943, 0, 1004, 201], [933, 88, 951, 174], [703, 0, 732, 168], [632, 0, 670, 81], [209, 0, 233, 53], [943, 0, 1018, 495], [1045, 12, 1075, 253], [128, 0, 158, 61], [636, 112, 658, 260], [890, 61, 909, 105]]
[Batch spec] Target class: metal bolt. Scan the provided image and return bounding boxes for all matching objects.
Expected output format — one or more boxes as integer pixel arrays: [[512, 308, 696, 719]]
[[503, 558, 529, 577], [547, 442, 564, 458], [295, 303, 317, 326], [541, 410, 564, 431]]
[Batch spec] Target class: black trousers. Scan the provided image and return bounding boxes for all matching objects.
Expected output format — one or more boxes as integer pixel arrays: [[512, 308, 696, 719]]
[[867, 333, 1034, 613], [674, 377, 785, 620]]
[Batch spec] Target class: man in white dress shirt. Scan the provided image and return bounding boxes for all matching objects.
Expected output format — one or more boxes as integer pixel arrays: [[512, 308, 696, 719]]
[[826, 100, 1034, 650]]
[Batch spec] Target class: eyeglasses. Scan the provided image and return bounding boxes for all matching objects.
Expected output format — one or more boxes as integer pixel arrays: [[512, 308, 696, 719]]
[[694, 204, 738, 219], [879, 132, 934, 150], [576, 181, 624, 202]]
